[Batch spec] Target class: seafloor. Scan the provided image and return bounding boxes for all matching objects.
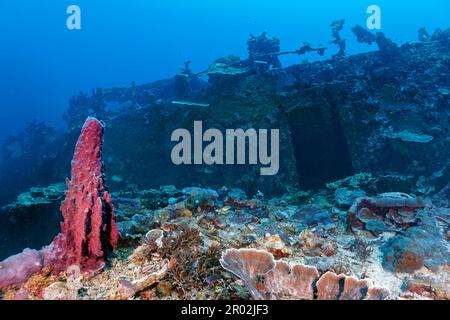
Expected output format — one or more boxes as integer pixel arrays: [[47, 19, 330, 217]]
[[0, 26, 449, 300]]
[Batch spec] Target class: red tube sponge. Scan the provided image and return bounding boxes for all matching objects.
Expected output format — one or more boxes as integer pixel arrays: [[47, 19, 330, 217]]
[[44, 117, 119, 274]]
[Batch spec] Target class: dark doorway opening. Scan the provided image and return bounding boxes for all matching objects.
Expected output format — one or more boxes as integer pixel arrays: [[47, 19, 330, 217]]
[[288, 105, 353, 189]]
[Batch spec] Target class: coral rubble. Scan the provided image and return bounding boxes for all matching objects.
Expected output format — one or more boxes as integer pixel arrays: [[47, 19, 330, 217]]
[[0, 182, 447, 300]]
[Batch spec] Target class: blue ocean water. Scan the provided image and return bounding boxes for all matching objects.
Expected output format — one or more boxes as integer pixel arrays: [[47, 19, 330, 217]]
[[0, 0, 449, 139]]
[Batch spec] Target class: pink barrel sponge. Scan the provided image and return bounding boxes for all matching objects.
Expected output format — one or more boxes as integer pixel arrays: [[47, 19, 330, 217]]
[[44, 117, 119, 274], [0, 249, 43, 290], [0, 117, 118, 290]]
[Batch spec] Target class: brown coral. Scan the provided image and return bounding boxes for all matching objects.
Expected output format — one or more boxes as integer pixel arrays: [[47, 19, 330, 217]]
[[220, 248, 390, 300], [219, 248, 276, 300], [158, 225, 226, 299], [296, 230, 337, 257], [260, 261, 319, 300], [264, 234, 292, 258], [348, 193, 425, 234], [316, 271, 373, 300]]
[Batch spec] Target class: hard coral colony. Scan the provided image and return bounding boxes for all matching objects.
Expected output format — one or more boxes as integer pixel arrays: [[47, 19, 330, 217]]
[[0, 21, 449, 301]]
